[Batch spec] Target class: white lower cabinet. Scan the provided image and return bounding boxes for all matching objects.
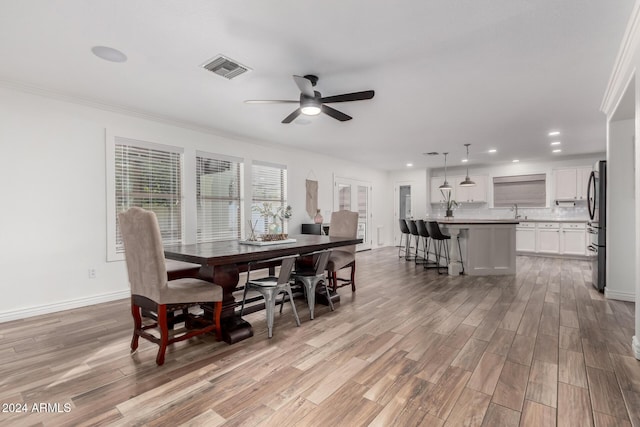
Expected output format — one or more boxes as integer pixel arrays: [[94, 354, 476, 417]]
[[516, 223, 536, 252], [537, 223, 561, 254], [560, 223, 586, 255], [516, 221, 587, 256]]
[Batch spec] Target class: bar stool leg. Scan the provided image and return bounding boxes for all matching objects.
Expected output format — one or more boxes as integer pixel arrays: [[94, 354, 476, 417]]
[[457, 237, 465, 274]]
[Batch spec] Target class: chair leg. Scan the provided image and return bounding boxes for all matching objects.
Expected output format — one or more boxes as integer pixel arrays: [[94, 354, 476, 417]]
[[331, 271, 338, 292], [304, 278, 317, 320], [130, 301, 141, 353], [286, 285, 301, 327], [350, 262, 356, 292], [156, 305, 168, 366], [322, 278, 335, 312], [398, 233, 405, 258], [436, 240, 445, 275], [264, 290, 276, 339], [239, 285, 249, 317], [457, 237, 465, 274]]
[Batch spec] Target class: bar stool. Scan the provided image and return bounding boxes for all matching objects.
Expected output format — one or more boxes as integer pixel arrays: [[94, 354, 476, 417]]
[[406, 220, 421, 263], [398, 219, 411, 259], [426, 221, 464, 275], [415, 219, 434, 267]]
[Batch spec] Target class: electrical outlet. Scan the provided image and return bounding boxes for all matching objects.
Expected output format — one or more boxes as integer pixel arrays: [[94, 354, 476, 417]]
[[88, 268, 96, 279]]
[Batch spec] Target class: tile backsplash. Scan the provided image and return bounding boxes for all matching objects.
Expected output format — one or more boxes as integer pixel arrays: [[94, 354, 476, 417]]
[[429, 202, 589, 221]]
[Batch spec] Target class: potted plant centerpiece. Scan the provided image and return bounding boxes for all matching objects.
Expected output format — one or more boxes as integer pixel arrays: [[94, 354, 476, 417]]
[[441, 189, 458, 218], [277, 205, 293, 238], [252, 202, 293, 241]]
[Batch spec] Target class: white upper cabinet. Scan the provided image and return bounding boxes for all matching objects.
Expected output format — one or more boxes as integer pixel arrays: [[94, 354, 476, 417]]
[[554, 166, 592, 201], [431, 175, 487, 204], [576, 167, 592, 200], [554, 168, 577, 200], [455, 175, 487, 203], [430, 176, 457, 204]]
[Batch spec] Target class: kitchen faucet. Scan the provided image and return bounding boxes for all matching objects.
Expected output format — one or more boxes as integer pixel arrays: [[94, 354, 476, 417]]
[[512, 203, 521, 219]]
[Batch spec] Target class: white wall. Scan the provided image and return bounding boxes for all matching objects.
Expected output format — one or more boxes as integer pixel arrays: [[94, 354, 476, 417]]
[[607, 119, 636, 301], [0, 85, 393, 321], [600, 0, 639, 359]]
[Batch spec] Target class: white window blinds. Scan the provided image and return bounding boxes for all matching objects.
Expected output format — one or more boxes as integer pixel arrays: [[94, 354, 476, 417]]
[[493, 174, 546, 207], [196, 153, 243, 242], [115, 139, 183, 253], [251, 161, 288, 233]]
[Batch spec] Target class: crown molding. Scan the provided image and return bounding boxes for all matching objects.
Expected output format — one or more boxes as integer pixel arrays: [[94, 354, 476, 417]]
[[601, 1, 640, 115]]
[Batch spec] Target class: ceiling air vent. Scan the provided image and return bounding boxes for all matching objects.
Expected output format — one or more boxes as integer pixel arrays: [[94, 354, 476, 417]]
[[201, 55, 251, 80]]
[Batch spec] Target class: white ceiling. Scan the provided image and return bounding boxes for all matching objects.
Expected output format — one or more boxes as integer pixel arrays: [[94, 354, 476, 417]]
[[0, 1, 634, 170]]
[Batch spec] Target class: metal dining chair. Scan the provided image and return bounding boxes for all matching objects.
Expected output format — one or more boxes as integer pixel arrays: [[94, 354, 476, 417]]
[[289, 249, 334, 320], [240, 255, 300, 338]]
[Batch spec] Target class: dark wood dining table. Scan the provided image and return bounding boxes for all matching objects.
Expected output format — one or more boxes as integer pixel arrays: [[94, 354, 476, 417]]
[[164, 234, 362, 343]]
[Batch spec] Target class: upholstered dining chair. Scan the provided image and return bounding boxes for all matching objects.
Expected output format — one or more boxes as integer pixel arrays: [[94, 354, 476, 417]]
[[289, 249, 334, 320], [327, 210, 359, 292], [240, 255, 300, 338], [118, 207, 223, 366]]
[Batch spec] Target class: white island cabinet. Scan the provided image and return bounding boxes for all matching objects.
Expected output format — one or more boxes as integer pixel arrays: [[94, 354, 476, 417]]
[[439, 219, 518, 276]]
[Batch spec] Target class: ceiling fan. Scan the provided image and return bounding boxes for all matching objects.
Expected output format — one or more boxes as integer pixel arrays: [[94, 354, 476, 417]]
[[244, 75, 375, 123]]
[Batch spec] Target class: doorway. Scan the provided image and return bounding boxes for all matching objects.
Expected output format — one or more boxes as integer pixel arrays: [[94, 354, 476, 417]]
[[333, 177, 372, 251], [394, 183, 413, 246]]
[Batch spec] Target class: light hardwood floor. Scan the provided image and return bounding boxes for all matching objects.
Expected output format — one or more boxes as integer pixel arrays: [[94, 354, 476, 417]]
[[1, 248, 639, 426]]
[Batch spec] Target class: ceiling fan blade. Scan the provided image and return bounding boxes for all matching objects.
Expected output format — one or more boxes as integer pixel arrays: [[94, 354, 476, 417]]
[[244, 100, 298, 104], [322, 105, 352, 121], [282, 108, 302, 124], [321, 90, 375, 103], [293, 75, 315, 98]]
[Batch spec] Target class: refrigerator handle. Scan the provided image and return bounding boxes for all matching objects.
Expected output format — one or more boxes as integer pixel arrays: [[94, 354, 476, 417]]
[[587, 171, 596, 220]]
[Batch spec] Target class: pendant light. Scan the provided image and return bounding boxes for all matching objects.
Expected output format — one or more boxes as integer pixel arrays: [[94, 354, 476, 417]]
[[459, 143, 476, 187], [439, 152, 453, 191]]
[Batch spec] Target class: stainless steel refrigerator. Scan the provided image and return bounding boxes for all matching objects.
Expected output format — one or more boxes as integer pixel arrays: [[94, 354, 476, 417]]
[[587, 160, 606, 292]]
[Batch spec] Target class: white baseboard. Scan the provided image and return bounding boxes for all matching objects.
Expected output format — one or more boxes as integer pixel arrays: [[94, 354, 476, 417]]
[[633, 336, 640, 360], [0, 290, 129, 323], [604, 288, 636, 302]]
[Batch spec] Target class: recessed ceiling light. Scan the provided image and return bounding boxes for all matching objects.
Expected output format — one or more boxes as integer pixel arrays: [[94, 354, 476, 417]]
[[406, 163, 413, 167], [91, 46, 127, 63], [512, 159, 520, 163], [461, 159, 468, 163], [550, 141, 561, 146], [548, 131, 560, 136], [552, 149, 562, 153], [488, 149, 497, 153]]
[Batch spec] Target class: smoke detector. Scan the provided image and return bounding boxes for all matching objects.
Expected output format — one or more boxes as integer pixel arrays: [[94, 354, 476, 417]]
[[201, 55, 251, 80]]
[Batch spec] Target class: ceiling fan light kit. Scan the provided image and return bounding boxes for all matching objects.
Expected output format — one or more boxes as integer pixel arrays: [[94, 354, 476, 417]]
[[245, 74, 374, 123]]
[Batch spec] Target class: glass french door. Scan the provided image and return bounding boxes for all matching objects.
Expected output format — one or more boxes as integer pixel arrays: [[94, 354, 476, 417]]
[[334, 177, 372, 251]]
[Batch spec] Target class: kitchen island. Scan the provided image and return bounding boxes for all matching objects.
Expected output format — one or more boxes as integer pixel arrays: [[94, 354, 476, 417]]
[[437, 219, 519, 276]]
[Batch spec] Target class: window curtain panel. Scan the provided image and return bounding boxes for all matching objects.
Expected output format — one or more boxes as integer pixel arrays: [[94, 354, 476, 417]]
[[306, 179, 318, 219]]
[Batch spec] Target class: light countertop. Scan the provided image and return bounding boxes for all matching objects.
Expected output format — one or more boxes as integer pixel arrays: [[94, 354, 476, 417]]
[[436, 219, 520, 225]]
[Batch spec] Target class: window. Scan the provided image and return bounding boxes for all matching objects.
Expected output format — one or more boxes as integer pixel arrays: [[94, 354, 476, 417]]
[[196, 152, 243, 242], [113, 138, 183, 254], [493, 174, 546, 207], [251, 161, 287, 233]]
